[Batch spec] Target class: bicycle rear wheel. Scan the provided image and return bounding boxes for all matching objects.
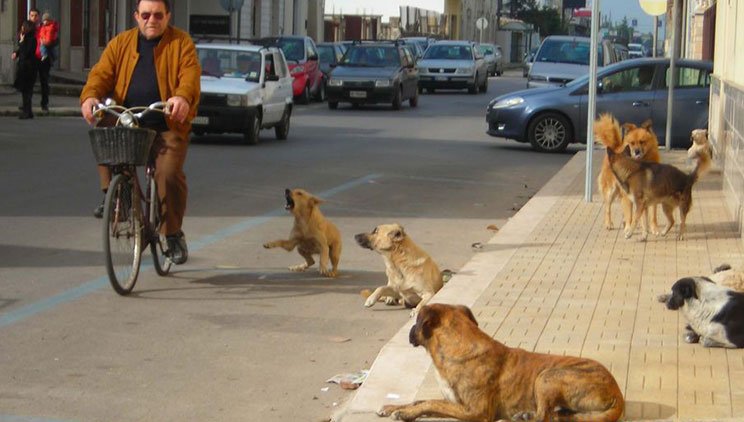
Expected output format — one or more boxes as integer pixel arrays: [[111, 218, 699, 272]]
[[103, 173, 143, 295], [148, 177, 172, 275]]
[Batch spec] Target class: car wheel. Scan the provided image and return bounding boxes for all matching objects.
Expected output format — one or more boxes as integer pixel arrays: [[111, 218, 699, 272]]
[[468, 77, 479, 94], [274, 106, 291, 140], [315, 80, 326, 102], [528, 113, 572, 153], [298, 85, 311, 104], [243, 112, 261, 145], [328, 101, 338, 110], [392, 86, 402, 110], [409, 88, 419, 108]]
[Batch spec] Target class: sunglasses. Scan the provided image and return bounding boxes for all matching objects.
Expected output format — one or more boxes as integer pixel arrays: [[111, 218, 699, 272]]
[[138, 11, 165, 21]]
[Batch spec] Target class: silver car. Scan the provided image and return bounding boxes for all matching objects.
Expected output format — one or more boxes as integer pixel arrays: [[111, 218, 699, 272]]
[[527, 36, 619, 88], [417, 40, 489, 94], [487, 58, 713, 153], [479, 43, 504, 76]]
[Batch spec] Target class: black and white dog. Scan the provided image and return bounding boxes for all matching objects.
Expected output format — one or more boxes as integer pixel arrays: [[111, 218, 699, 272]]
[[661, 276, 744, 348]]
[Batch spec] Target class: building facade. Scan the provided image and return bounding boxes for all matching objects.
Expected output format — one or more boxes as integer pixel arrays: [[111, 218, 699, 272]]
[[0, 0, 324, 84]]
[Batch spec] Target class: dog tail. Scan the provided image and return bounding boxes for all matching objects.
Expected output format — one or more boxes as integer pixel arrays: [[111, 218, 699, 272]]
[[713, 263, 732, 273], [594, 113, 623, 151], [554, 397, 625, 422]]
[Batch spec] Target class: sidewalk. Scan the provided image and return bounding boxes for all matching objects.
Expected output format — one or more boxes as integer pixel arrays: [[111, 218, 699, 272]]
[[0, 85, 80, 117], [334, 149, 744, 422]]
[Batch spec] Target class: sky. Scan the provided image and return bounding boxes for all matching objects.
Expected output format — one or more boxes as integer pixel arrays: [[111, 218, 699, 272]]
[[324, 0, 659, 34]]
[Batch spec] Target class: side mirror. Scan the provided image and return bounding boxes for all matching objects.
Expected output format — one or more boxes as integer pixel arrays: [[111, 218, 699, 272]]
[[266, 74, 280, 82]]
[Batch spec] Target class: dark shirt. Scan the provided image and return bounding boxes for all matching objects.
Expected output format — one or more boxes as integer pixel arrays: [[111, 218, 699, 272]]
[[125, 34, 167, 131]]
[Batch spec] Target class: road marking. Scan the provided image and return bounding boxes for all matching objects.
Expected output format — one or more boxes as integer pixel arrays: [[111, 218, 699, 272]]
[[0, 174, 382, 329], [0, 416, 76, 422]]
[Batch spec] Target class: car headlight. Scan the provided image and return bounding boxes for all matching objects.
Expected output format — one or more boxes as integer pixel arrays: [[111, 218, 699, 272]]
[[227, 94, 243, 107], [290, 66, 305, 75], [328, 79, 343, 87], [375, 80, 391, 88], [456, 66, 474, 74], [490, 97, 525, 109]]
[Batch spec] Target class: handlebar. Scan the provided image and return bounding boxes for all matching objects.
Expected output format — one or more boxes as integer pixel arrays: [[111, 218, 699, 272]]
[[93, 99, 171, 128]]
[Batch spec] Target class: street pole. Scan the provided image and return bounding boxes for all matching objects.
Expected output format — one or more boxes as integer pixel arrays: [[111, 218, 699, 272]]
[[653, 16, 658, 57], [665, 0, 679, 150], [585, 0, 601, 202]]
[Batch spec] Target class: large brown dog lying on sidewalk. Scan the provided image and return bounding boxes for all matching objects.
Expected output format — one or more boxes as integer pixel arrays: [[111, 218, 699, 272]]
[[263, 188, 341, 277], [378, 304, 624, 422], [355, 224, 442, 317]]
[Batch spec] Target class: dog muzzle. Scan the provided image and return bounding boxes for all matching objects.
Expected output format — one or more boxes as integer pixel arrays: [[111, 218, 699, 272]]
[[284, 189, 294, 210], [408, 324, 420, 347], [354, 233, 373, 250]]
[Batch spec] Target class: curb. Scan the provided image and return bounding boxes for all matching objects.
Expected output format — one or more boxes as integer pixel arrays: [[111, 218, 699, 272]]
[[0, 106, 80, 117], [331, 151, 589, 422]]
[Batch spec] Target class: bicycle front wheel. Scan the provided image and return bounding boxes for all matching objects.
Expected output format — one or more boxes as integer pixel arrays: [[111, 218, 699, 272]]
[[103, 173, 143, 295], [148, 177, 172, 275]]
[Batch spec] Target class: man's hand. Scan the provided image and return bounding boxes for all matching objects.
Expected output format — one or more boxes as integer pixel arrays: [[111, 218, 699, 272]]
[[166, 96, 190, 124], [81, 97, 101, 125], [11, 52, 17, 60]]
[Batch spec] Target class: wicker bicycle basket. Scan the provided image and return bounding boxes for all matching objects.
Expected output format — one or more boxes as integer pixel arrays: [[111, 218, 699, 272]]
[[88, 127, 157, 166]]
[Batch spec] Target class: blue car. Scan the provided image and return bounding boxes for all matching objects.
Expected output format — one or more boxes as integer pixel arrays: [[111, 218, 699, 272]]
[[486, 58, 713, 152]]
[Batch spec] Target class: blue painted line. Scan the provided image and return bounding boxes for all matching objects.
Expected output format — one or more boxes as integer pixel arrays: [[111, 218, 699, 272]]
[[0, 174, 382, 329]]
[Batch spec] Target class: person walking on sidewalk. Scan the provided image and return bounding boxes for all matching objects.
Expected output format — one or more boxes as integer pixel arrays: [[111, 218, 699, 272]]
[[12, 20, 38, 120], [21, 8, 53, 112], [80, 0, 200, 265]]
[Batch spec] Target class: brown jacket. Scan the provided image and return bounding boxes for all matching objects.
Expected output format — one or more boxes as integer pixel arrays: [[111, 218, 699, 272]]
[[80, 26, 201, 139]]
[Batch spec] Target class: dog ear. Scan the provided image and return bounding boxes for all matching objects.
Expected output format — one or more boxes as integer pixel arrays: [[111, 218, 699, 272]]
[[419, 307, 440, 340], [456, 305, 479, 327], [675, 277, 699, 300], [622, 144, 631, 156], [640, 119, 653, 131], [390, 227, 406, 242], [309, 195, 324, 207], [622, 122, 637, 134]]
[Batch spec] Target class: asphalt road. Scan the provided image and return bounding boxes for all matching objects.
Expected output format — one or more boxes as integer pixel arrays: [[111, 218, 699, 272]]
[[0, 72, 579, 422]]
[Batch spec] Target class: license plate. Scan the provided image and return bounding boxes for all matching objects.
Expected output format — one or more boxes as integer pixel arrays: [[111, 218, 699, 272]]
[[192, 116, 209, 125], [349, 91, 367, 98], [436, 76, 448, 81]]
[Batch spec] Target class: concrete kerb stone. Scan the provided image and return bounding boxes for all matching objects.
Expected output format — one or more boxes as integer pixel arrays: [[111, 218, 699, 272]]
[[331, 151, 590, 422], [0, 106, 80, 117]]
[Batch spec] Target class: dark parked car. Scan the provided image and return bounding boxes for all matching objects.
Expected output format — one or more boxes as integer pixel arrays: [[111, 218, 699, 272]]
[[326, 41, 419, 110], [317, 42, 346, 83], [486, 58, 713, 152], [253, 36, 324, 103]]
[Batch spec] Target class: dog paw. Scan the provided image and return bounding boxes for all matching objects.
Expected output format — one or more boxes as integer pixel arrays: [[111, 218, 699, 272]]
[[604, 222, 614, 230], [409, 308, 419, 318], [288, 264, 308, 272], [624, 230, 633, 239], [377, 405, 401, 417], [319, 267, 336, 277], [677, 233, 686, 241], [384, 297, 399, 306], [262, 242, 273, 249], [511, 411, 534, 421], [639, 234, 648, 242], [364, 296, 377, 308]]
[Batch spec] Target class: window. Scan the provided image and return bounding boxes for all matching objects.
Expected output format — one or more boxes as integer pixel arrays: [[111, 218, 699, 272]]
[[664, 66, 711, 88], [423, 45, 472, 60], [273, 52, 287, 77], [600, 65, 655, 93]]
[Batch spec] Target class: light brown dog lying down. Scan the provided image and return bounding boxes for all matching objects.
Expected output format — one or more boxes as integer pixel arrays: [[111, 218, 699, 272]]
[[355, 224, 443, 317], [263, 188, 341, 277], [378, 304, 624, 422]]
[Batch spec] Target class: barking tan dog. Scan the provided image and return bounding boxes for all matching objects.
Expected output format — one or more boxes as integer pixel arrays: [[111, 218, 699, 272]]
[[263, 188, 341, 277], [688, 128, 711, 161], [378, 304, 624, 422], [595, 113, 661, 233], [355, 224, 443, 317]]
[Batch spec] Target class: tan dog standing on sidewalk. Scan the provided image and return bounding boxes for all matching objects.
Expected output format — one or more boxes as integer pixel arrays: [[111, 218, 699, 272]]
[[355, 224, 442, 317], [263, 188, 341, 277], [378, 304, 624, 422]]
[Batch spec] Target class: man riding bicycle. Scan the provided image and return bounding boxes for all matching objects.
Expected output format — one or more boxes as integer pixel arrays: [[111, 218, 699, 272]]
[[80, 0, 200, 265]]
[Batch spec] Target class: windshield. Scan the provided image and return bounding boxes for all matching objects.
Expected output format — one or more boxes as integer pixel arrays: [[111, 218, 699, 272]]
[[276, 38, 304, 62], [423, 44, 472, 60], [317, 45, 336, 63], [479, 45, 494, 55], [198, 48, 262, 82], [340, 46, 400, 67], [535, 39, 604, 66]]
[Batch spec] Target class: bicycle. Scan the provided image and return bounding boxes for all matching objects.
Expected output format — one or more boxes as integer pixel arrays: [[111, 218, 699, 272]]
[[89, 100, 173, 295]]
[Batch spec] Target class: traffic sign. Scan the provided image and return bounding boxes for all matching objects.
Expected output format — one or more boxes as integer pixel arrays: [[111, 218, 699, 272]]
[[476, 17, 488, 30]]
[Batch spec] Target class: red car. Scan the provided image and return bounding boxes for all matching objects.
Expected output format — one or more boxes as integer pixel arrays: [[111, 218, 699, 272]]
[[255, 36, 324, 104]]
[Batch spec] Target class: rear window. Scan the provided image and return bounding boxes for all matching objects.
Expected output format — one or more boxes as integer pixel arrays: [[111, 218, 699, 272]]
[[317, 46, 337, 63], [479, 45, 494, 55], [276, 38, 305, 62], [198, 48, 262, 82], [664, 66, 711, 88], [535, 39, 603, 66]]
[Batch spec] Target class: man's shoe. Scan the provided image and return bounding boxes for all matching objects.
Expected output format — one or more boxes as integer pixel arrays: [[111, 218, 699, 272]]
[[18, 113, 33, 120], [93, 196, 105, 219], [166, 231, 188, 265]]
